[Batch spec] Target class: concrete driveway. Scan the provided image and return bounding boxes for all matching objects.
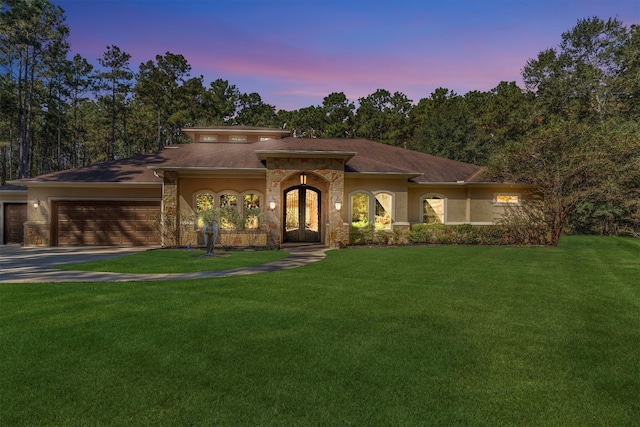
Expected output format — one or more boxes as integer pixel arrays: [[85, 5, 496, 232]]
[[0, 244, 327, 283], [0, 245, 154, 283]]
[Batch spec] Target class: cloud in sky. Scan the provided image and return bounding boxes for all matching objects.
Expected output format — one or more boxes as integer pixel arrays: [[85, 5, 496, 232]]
[[57, 0, 639, 110]]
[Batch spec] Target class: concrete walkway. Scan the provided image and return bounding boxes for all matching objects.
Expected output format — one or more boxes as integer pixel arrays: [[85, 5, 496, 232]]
[[0, 245, 328, 283]]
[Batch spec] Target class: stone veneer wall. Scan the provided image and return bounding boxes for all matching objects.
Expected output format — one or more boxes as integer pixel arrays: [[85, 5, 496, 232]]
[[161, 171, 179, 246], [24, 221, 50, 246], [265, 157, 346, 249]]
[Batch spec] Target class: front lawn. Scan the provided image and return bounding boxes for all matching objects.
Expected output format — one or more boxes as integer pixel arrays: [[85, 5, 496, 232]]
[[1, 236, 639, 425]]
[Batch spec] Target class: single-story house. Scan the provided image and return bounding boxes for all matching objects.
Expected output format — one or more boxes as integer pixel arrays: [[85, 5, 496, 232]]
[[0, 126, 529, 248]]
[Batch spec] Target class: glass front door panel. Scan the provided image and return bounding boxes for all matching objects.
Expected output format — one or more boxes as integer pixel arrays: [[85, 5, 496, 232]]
[[305, 189, 318, 233], [284, 186, 321, 242], [286, 191, 299, 232]]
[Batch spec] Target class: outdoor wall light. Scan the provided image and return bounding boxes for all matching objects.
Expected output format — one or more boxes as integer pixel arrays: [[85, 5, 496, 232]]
[[299, 172, 307, 186], [335, 197, 342, 211], [268, 198, 276, 211], [33, 200, 40, 208]]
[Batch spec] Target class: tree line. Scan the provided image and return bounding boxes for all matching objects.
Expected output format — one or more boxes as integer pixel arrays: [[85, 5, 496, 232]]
[[1, 1, 639, 239]]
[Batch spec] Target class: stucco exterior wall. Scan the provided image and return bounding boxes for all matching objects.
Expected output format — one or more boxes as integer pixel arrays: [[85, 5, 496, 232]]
[[179, 176, 267, 209], [408, 186, 470, 224], [24, 185, 161, 246], [176, 176, 268, 247], [343, 176, 410, 226], [407, 184, 532, 226], [468, 186, 533, 224]]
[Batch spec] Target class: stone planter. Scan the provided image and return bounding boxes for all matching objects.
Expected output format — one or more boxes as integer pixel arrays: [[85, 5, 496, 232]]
[[218, 230, 267, 248]]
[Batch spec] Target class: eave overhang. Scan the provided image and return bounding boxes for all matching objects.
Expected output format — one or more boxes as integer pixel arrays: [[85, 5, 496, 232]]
[[10, 181, 162, 188], [149, 167, 266, 177], [345, 171, 423, 180], [255, 150, 356, 161], [408, 181, 534, 188], [182, 127, 291, 142], [0, 184, 27, 194]]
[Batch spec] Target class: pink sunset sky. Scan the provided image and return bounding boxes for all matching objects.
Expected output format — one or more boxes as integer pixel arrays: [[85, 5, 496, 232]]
[[56, 0, 639, 111]]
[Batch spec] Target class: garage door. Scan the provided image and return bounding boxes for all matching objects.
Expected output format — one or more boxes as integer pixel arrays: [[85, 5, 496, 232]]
[[3, 203, 27, 244], [56, 201, 161, 246]]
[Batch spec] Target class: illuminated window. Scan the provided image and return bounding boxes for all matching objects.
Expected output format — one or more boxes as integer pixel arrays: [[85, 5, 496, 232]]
[[230, 135, 247, 142], [374, 193, 392, 230], [195, 192, 263, 230], [494, 193, 521, 206], [259, 136, 273, 141], [350, 191, 393, 230], [422, 196, 445, 224], [220, 193, 239, 229], [195, 193, 215, 228], [243, 193, 261, 229], [199, 135, 217, 142], [351, 192, 369, 228], [196, 193, 215, 212]]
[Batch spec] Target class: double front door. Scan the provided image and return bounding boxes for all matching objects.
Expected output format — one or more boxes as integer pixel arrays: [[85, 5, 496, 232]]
[[284, 186, 320, 242]]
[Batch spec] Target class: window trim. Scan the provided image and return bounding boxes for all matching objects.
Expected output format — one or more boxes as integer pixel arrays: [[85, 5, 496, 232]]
[[349, 190, 394, 229], [420, 193, 447, 224], [373, 191, 394, 230]]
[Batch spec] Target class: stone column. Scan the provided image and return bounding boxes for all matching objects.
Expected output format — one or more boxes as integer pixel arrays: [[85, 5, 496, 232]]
[[265, 160, 284, 249], [162, 171, 179, 247], [327, 160, 346, 248]]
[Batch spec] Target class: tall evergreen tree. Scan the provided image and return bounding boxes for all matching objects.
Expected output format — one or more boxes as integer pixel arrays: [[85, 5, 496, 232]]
[[135, 52, 200, 150], [323, 92, 355, 138], [95, 45, 133, 160], [355, 89, 411, 146], [0, 0, 69, 177], [66, 53, 93, 167]]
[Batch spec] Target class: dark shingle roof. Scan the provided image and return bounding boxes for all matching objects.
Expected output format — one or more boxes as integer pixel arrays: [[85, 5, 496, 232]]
[[17, 152, 169, 184], [15, 137, 485, 184], [0, 183, 27, 192]]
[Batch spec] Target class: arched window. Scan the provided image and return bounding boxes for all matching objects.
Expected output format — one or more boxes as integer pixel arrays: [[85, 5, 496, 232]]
[[421, 195, 445, 224], [219, 192, 240, 229], [195, 192, 215, 228], [374, 192, 393, 230], [350, 191, 394, 230], [350, 192, 369, 228], [196, 192, 215, 212], [242, 192, 262, 229]]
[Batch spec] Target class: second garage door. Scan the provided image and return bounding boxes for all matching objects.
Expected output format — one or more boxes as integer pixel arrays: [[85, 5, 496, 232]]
[[56, 200, 161, 246], [4, 203, 27, 244]]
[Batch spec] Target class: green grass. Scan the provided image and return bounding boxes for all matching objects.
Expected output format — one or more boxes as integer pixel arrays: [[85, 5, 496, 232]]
[[55, 248, 289, 273], [1, 236, 639, 426]]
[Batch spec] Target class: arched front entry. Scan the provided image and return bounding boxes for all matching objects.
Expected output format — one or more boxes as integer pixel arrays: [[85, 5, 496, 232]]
[[283, 185, 321, 242]]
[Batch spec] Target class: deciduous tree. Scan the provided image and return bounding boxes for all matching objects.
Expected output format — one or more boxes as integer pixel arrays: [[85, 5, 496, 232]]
[[523, 17, 632, 122], [487, 119, 640, 245]]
